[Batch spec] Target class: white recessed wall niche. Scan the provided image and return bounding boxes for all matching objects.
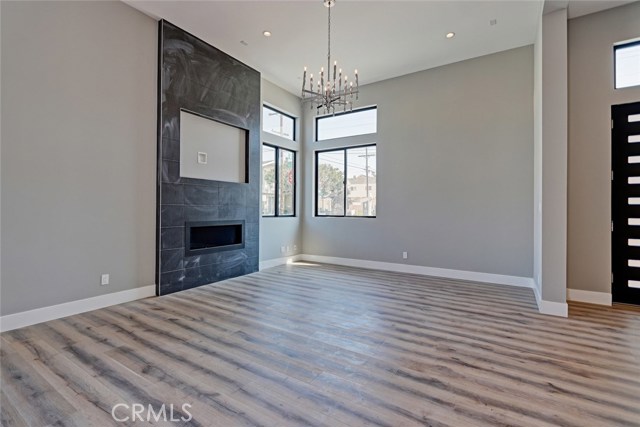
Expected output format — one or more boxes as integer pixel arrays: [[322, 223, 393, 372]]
[[179, 110, 247, 183]]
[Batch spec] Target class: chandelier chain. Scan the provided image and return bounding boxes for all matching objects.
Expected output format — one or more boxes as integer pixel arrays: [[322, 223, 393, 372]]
[[327, 4, 331, 79]]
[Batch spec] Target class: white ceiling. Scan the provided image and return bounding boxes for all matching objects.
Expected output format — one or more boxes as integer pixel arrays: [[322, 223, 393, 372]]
[[124, 0, 634, 95]]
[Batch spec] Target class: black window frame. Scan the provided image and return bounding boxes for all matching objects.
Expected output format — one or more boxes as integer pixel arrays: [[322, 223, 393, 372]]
[[614, 40, 640, 90], [315, 106, 378, 142], [262, 105, 297, 141], [315, 143, 377, 218], [262, 143, 296, 218]]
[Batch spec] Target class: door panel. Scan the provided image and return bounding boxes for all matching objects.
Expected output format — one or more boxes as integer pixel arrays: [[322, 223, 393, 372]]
[[612, 101, 640, 305]]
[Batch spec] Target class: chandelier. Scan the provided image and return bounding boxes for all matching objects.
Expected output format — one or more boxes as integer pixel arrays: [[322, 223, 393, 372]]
[[301, 0, 359, 115]]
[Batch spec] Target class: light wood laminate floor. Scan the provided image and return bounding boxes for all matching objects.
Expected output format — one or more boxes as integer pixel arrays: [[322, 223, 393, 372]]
[[1, 262, 639, 426]]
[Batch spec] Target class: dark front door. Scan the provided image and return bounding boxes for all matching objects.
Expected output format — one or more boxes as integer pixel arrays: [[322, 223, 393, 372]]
[[612, 101, 640, 305]]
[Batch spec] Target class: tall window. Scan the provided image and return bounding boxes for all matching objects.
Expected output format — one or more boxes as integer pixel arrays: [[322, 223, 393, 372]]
[[615, 41, 640, 89], [263, 106, 295, 140], [316, 107, 377, 141], [262, 144, 295, 216], [316, 145, 376, 217]]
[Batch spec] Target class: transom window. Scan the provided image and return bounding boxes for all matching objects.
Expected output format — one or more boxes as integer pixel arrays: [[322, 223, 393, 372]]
[[615, 40, 640, 89], [262, 106, 295, 140], [316, 107, 377, 141], [316, 145, 377, 217]]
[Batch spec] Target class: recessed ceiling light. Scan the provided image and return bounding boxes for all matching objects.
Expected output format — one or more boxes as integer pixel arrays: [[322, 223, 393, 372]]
[[263, 30, 272, 37], [446, 32, 455, 39]]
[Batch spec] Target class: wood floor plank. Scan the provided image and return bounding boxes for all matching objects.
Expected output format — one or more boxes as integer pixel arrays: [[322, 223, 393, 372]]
[[2, 262, 640, 426], [7, 338, 133, 426], [164, 274, 634, 402], [125, 298, 544, 424], [0, 348, 80, 426], [0, 390, 28, 427]]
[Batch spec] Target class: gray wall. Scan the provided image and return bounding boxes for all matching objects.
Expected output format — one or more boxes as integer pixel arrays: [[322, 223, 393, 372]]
[[302, 46, 534, 278], [540, 8, 569, 304], [533, 12, 543, 296], [1, 1, 157, 315], [0, 0, 3, 308], [260, 79, 302, 262], [568, 2, 640, 294]]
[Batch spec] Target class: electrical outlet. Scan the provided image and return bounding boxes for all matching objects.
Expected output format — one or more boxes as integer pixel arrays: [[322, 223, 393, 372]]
[[280, 246, 285, 254], [286, 245, 291, 252], [101, 274, 110, 286], [293, 244, 298, 251], [402, 252, 408, 260]]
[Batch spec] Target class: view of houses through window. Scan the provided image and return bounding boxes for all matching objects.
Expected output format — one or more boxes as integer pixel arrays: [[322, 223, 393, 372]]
[[262, 144, 295, 216], [316, 145, 376, 217]]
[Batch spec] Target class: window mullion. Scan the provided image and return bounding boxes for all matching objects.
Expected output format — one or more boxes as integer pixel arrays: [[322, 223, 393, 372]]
[[315, 151, 319, 217], [274, 147, 280, 217], [343, 148, 347, 217]]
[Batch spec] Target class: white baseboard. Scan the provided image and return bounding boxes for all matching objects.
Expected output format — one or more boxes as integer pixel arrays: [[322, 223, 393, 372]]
[[298, 254, 535, 288], [0, 255, 574, 331], [567, 289, 612, 306], [259, 254, 303, 270], [533, 285, 568, 317], [0, 285, 156, 332], [299, 254, 572, 317]]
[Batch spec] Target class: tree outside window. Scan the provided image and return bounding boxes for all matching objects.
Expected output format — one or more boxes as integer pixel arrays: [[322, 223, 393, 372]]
[[262, 144, 296, 217], [316, 145, 376, 217]]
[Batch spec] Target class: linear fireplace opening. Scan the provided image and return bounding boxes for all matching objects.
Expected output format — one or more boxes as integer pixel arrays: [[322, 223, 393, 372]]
[[185, 220, 245, 256]]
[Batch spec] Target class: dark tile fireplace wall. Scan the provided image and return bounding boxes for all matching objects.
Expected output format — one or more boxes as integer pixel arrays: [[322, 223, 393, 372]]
[[157, 21, 261, 295]]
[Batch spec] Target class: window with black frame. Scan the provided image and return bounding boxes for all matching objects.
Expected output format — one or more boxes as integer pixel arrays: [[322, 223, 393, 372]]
[[263, 105, 296, 140], [315, 106, 377, 141], [316, 145, 376, 217], [615, 40, 640, 89], [262, 144, 296, 217]]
